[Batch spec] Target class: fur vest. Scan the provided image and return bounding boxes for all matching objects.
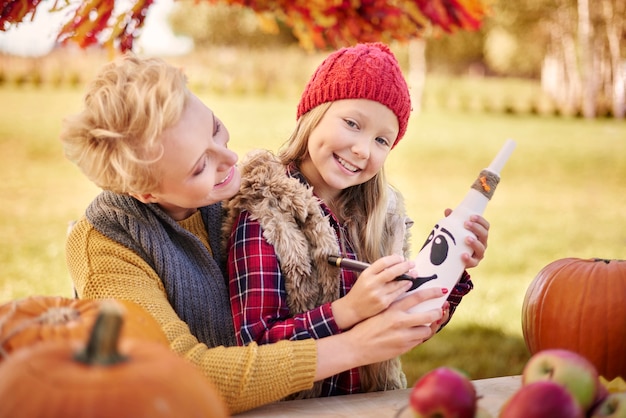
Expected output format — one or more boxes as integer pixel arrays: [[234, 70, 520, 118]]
[[223, 150, 412, 398]]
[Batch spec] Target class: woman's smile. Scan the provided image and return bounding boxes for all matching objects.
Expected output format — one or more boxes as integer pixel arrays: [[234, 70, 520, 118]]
[[215, 166, 236, 188]]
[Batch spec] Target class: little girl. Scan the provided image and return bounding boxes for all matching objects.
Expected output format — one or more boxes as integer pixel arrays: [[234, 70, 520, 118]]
[[224, 43, 489, 399]]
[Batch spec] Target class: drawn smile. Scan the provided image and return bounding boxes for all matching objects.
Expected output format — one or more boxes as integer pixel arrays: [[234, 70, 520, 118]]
[[397, 274, 438, 292]]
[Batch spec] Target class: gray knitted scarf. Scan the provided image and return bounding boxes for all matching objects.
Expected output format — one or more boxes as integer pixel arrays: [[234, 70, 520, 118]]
[[86, 191, 236, 348]]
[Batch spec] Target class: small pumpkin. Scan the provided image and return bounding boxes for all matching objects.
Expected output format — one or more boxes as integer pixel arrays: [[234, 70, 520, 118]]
[[0, 296, 168, 360], [0, 300, 229, 418], [522, 258, 626, 380]]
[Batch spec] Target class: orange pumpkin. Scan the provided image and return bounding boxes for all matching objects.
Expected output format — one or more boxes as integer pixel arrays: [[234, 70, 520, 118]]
[[0, 296, 168, 360], [0, 300, 229, 418], [522, 258, 626, 380]]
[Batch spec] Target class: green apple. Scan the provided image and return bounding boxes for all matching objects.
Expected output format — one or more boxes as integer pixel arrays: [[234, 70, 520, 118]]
[[499, 380, 584, 418], [522, 348, 599, 411], [591, 379, 611, 411], [590, 393, 626, 418]]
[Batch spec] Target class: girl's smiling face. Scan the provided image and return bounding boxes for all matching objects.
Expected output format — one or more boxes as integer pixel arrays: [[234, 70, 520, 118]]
[[299, 98, 398, 202], [135, 94, 241, 220]]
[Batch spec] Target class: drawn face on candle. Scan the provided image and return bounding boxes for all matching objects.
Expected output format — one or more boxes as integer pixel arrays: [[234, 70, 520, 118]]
[[420, 224, 456, 266], [398, 225, 456, 292], [405, 224, 457, 292]]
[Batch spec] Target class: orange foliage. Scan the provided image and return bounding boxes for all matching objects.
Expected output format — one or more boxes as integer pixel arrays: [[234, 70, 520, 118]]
[[1, 0, 488, 52]]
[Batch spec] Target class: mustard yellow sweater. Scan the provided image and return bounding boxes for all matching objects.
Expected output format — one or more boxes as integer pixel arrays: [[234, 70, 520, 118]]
[[66, 213, 317, 415]]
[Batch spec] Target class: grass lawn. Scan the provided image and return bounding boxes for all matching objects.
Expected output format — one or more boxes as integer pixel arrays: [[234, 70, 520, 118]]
[[1, 83, 624, 384]]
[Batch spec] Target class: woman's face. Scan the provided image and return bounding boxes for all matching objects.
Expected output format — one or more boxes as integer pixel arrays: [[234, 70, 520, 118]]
[[299, 98, 398, 201], [141, 94, 241, 220]]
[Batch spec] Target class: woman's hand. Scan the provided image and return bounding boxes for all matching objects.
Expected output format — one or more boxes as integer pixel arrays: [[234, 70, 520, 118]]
[[314, 286, 446, 381], [331, 254, 414, 330]]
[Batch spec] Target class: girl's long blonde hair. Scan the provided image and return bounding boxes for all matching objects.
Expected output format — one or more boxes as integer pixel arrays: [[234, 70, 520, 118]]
[[278, 103, 396, 263]]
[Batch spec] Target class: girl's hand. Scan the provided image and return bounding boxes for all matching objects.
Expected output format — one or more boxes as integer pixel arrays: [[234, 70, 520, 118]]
[[444, 209, 490, 269], [331, 254, 414, 330]]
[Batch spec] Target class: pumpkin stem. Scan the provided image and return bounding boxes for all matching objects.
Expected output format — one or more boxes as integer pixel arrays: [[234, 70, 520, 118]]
[[74, 300, 128, 366]]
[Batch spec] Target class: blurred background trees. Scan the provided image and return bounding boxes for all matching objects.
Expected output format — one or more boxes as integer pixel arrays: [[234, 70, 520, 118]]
[[166, 0, 625, 118], [481, 0, 625, 118], [1, 0, 624, 118]]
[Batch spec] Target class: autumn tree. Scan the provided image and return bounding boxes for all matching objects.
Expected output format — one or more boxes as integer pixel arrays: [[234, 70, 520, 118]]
[[1, 0, 488, 113], [487, 0, 625, 118], [1, 0, 487, 52]]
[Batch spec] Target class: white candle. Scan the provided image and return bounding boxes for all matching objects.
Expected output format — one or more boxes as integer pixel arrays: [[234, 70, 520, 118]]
[[402, 139, 516, 314]]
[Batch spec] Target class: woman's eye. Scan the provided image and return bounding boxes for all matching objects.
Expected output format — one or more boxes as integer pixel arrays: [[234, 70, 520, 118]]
[[193, 157, 208, 176], [213, 120, 222, 136]]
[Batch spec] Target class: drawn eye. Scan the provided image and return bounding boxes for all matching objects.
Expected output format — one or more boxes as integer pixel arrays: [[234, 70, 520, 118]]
[[430, 235, 449, 265], [420, 230, 435, 251]]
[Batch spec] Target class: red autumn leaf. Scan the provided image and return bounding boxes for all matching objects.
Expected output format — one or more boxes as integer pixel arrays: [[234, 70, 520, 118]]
[[58, 0, 114, 48], [0, 0, 488, 52], [0, 0, 42, 29]]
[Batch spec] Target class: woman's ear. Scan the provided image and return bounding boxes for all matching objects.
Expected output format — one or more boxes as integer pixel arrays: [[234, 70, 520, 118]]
[[129, 192, 158, 204]]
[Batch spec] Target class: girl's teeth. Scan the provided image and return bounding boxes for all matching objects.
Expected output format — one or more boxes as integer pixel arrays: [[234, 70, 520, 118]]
[[337, 157, 358, 172]]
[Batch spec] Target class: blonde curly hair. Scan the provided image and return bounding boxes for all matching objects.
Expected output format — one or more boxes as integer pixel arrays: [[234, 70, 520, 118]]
[[60, 54, 189, 194]]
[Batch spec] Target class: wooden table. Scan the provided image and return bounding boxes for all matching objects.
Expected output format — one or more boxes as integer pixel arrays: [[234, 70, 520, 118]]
[[236, 375, 521, 417]]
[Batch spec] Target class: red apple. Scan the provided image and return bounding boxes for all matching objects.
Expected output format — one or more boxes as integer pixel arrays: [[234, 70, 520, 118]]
[[589, 393, 626, 418], [522, 349, 599, 411], [409, 367, 477, 418], [498, 380, 584, 418]]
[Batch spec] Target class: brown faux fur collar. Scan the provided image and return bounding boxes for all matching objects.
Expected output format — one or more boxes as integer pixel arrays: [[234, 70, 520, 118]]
[[223, 150, 341, 314]]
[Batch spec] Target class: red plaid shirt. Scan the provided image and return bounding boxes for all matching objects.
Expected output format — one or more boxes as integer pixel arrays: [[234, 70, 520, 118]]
[[228, 200, 362, 396]]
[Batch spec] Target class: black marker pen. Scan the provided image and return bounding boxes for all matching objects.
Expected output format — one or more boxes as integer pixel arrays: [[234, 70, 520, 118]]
[[327, 255, 436, 291]]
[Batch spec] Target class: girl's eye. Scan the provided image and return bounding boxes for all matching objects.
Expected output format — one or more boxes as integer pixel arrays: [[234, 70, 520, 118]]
[[344, 119, 358, 129], [375, 136, 390, 147]]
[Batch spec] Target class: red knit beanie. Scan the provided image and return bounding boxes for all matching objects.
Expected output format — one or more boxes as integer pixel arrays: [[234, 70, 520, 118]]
[[297, 42, 411, 148]]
